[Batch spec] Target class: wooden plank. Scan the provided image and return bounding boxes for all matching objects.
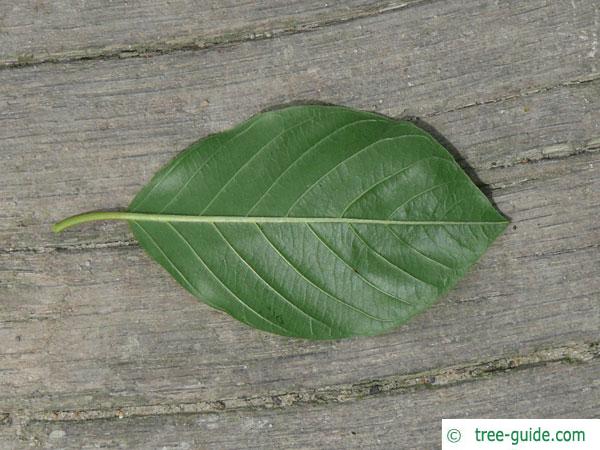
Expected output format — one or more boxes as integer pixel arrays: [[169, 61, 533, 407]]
[[19, 359, 600, 449], [0, 0, 598, 251], [1, 0, 599, 446], [2, 149, 598, 414], [1, 0, 599, 416], [0, 0, 416, 66]]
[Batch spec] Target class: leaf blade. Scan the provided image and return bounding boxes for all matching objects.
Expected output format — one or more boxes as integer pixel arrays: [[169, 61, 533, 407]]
[[125, 105, 507, 339]]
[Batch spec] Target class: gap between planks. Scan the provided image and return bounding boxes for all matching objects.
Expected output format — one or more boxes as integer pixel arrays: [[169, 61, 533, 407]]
[[0, 0, 434, 70], [4, 341, 597, 425]]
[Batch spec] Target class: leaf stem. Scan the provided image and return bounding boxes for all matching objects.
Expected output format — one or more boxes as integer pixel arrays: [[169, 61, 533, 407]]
[[53, 211, 147, 233], [52, 211, 509, 233]]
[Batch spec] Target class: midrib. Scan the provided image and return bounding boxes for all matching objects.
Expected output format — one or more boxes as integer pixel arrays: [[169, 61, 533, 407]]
[[53, 211, 508, 233]]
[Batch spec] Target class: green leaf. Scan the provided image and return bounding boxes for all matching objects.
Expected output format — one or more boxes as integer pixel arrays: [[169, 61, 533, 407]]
[[54, 105, 508, 339]]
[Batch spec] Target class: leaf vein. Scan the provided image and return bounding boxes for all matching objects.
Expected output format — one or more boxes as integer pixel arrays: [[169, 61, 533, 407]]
[[132, 222, 201, 296], [350, 224, 439, 290], [256, 224, 394, 324], [385, 180, 456, 220], [287, 134, 434, 217], [439, 198, 467, 220], [247, 118, 387, 216], [306, 224, 412, 306], [385, 226, 454, 271], [157, 112, 274, 214], [212, 223, 333, 336], [167, 222, 290, 334], [201, 117, 315, 215], [341, 156, 453, 218]]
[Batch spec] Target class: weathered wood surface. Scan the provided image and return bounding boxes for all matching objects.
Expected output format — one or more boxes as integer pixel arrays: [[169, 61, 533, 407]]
[[3, 0, 600, 251], [2, 148, 600, 409], [1, 0, 599, 448], [20, 360, 600, 449], [0, 0, 416, 67]]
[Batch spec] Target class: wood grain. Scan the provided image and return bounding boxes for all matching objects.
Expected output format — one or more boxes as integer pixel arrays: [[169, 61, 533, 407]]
[[1, 0, 598, 251], [20, 360, 600, 449], [1, 0, 599, 447], [2, 148, 599, 414], [0, 0, 418, 67]]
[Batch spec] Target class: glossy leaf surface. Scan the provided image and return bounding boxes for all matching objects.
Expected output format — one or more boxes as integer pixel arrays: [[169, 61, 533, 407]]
[[122, 105, 507, 339]]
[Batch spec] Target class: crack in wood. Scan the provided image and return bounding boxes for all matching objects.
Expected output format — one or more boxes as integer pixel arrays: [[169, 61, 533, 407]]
[[488, 136, 600, 171], [0, 239, 138, 255], [12, 341, 598, 425], [423, 73, 600, 119], [0, 0, 433, 70]]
